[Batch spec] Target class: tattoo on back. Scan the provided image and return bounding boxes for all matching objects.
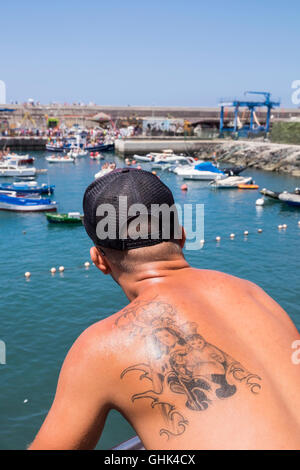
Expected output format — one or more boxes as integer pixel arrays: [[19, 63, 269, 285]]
[[115, 298, 262, 439]]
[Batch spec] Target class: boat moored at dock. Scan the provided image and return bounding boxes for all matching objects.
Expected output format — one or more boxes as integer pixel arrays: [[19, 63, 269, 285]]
[[46, 212, 83, 224], [0, 161, 37, 177], [0, 181, 55, 195], [210, 175, 253, 188], [0, 191, 57, 212]]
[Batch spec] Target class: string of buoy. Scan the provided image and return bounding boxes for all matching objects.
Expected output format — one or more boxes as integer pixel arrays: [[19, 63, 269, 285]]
[[23, 220, 300, 278]]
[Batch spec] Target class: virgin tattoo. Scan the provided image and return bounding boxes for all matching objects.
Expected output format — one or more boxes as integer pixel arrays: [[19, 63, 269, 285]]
[[115, 298, 262, 439]]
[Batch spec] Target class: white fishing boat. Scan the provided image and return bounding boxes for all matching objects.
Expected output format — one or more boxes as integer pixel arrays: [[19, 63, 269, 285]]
[[94, 163, 116, 179], [0, 161, 37, 177], [210, 176, 253, 188], [134, 149, 187, 165], [67, 148, 88, 158], [176, 161, 226, 181], [4, 154, 35, 164], [0, 190, 57, 212], [46, 155, 75, 163]]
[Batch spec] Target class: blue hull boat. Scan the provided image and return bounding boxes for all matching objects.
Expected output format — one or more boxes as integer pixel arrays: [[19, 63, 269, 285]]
[[86, 143, 114, 152], [0, 191, 57, 212], [0, 182, 55, 195]]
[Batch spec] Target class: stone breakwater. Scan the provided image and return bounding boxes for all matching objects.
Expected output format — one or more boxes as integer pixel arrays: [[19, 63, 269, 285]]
[[196, 140, 300, 177]]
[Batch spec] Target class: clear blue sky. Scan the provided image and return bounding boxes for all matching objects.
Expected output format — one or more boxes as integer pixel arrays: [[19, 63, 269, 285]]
[[0, 0, 299, 107]]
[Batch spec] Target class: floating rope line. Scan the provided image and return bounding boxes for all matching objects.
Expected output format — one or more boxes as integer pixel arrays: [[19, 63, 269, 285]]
[[22, 222, 300, 279]]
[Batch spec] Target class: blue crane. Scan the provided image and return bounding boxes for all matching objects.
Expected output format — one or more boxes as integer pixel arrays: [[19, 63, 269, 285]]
[[219, 91, 280, 137]]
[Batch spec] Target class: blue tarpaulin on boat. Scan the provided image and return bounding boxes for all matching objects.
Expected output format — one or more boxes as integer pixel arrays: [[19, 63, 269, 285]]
[[194, 162, 224, 173]]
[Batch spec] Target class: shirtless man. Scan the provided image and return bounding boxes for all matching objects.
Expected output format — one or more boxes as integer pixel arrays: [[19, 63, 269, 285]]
[[29, 168, 300, 450]]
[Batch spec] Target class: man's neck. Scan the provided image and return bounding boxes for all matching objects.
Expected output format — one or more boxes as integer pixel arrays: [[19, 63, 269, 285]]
[[117, 257, 190, 301]]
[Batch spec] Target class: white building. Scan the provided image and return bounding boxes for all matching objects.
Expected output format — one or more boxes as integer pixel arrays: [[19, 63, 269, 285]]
[[0, 80, 6, 104]]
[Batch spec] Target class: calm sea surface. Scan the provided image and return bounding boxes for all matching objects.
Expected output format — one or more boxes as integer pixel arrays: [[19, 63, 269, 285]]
[[0, 150, 299, 449]]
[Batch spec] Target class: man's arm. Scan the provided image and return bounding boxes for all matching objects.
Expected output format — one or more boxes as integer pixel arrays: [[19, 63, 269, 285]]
[[29, 324, 113, 450]]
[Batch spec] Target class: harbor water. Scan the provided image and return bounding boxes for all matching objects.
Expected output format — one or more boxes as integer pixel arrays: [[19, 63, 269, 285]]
[[0, 150, 299, 449]]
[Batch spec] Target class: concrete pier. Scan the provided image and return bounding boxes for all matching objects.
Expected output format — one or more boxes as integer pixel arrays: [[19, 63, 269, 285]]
[[114, 138, 218, 155], [0, 137, 47, 150]]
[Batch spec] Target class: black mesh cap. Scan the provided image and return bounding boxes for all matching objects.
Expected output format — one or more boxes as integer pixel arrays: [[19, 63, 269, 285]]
[[83, 168, 179, 250]]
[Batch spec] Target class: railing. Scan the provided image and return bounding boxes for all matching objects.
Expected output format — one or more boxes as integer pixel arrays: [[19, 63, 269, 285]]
[[112, 436, 144, 450]]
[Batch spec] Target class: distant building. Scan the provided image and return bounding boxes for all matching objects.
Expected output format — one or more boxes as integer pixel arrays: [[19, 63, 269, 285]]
[[0, 80, 6, 104]]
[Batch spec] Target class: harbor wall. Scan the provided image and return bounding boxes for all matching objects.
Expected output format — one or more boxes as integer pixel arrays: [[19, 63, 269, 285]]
[[117, 138, 300, 176], [197, 140, 300, 177], [0, 137, 47, 150]]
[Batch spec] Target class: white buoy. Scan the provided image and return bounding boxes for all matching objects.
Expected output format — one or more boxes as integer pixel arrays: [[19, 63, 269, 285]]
[[200, 239, 205, 244], [84, 261, 90, 268], [58, 266, 65, 272], [23, 399, 28, 404], [258, 228, 263, 233], [278, 225, 283, 229], [256, 198, 265, 206], [216, 236, 221, 242], [282, 224, 287, 229], [244, 230, 249, 236], [230, 233, 235, 239], [298, 220, 300, 226], [50, 267, 56, 274], [25, 272, 31, 278]]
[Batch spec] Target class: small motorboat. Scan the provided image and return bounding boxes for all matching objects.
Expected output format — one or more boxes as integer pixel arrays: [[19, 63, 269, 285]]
[[0, 191, 57, 212], [238, 183, 259, 190], [0, 161, 37, 177], [223, 166, 246, 176], [46, 212, 83, 224], [260, 188, 280, 200], [178, 161, 226, 181], [210, 176, 253, 188], [0, 181, 55, 195], [67, 148, 88, 158], [46, 143, 67, 152], [94, 167, 114, 179], [86, 143, 114, 152], [4, 154, 35, 165], [46, 155, 75, 163], [278, 191, 300, 207]]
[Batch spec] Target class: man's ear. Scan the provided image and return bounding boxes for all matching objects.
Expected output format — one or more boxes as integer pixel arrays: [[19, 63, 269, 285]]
[[90, 246, 112, 275], [179, 226, 186, 249]]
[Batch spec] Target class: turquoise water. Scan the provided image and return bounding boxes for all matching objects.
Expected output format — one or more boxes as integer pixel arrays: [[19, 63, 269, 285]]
[[0, 151, 299, 449]]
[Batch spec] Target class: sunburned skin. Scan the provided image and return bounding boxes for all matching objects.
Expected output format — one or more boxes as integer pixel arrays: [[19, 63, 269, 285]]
[[117, 298, 261, 438], [28, 262, 300, 450]]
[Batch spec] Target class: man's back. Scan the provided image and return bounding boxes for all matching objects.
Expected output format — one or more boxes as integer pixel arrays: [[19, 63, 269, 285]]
[[102, 268, 300, 449]]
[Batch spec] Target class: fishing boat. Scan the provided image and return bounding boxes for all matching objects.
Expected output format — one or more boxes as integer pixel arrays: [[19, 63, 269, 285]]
[[210, 176, 253, 188], [0, 161, 37, 177], [85, 143, 114, 152], [5, 154, 35, 165], [46, 212, 83, 224], [177, 161, 226, 181], [46, 143, 67, 152], [278, 191, 300, 207], [0, 191, 57, 212], [0, 181, 55, 195], [46, 155, 75, 163]]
